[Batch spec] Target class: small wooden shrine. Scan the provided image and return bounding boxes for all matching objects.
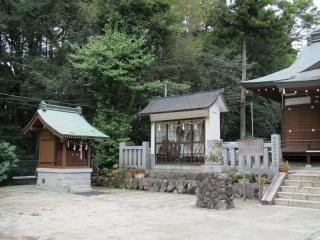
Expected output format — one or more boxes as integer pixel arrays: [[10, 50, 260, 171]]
[[24, 101, 108, 192], [242, 32, 320, 164], [139, 89, 228, 170]]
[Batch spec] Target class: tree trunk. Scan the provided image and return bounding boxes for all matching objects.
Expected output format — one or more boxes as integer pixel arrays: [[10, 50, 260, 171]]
[[240, 37, 246, 138]]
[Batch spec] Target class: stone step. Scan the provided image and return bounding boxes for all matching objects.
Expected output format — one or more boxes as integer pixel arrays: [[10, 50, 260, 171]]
[[280, 186, 320, 194], [284, 180, 320, 188], [288, 174, 320, 181], [274, 198, 320, 209], [69, 185, 92, 193], [277, 192, 320, 201]]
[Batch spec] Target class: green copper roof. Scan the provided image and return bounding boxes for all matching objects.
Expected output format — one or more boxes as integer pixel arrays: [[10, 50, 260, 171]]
[[28, 102, 108, 140]]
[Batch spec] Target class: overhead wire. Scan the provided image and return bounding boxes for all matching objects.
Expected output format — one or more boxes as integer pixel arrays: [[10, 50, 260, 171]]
[[0, 92, 96, 108]]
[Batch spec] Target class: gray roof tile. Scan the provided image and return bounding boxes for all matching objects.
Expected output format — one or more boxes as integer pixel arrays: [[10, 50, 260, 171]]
[[242, 41, 320, 88], [139, 89, 225, 115]]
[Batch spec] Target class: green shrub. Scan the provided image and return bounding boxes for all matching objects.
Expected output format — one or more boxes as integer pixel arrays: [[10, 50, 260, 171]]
[[0, 142, 19, 183], [228, 168, 254, 183]]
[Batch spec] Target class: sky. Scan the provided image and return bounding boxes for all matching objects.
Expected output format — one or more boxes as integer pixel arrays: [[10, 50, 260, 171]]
[[315, 0, 320, 8]]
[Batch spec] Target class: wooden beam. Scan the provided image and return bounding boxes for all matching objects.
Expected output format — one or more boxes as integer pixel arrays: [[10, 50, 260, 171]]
[[30, 127, 43, 131]]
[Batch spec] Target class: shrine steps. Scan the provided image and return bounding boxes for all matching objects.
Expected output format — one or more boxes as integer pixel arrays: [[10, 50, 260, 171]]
[[274, 172, 320, 209]]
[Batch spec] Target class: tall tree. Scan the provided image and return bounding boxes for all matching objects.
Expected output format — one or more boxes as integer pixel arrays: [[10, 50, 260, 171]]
[[69, 30, 155, 167], [0, 0, 93, 158]]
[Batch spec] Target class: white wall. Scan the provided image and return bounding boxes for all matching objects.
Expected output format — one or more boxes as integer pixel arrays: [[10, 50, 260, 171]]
[[150, 122, 155, 155], [37, 168, 92, 193], [205, 103, 221, 151]]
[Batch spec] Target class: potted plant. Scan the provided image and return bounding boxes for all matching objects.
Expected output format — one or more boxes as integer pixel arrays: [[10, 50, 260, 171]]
[[133, 168, 145, 179], [279, 160, 289, 172], [125, 169, 134, 178]]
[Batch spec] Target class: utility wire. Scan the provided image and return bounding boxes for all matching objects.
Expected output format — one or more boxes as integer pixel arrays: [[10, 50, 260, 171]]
[[0, 93, 96, 108]]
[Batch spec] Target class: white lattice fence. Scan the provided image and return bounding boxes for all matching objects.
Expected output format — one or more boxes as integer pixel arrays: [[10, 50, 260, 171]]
[[222, 141, 278, 174], [119, 142, 150, 169]]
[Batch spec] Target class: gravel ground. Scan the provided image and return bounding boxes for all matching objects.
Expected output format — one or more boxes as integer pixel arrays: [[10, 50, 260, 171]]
[[0, 185, 320, 240]]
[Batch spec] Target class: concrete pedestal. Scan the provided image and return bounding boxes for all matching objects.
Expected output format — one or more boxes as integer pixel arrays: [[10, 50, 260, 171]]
[[200, 163, 228, 173], [36, 168, 92, 193]]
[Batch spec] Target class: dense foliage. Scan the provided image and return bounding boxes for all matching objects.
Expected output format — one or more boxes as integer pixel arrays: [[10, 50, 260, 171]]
[[0, 0, 320, 169], [0, 142, 19, 182]]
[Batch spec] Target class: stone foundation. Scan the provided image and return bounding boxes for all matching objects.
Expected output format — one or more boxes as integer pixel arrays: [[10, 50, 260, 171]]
[[132, 178, 197, 194], [37, 168, 92, 193], [92, 170, 260, 199], [195, 173, 234, 210], [232, 183, 260, 199]]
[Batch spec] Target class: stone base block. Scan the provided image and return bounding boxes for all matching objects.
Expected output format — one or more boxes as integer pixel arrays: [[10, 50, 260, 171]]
[[196, 173, 235, 210], [36, 168, 92, 193]]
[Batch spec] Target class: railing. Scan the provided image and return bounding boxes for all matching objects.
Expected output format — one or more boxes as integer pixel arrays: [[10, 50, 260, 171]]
[[222, 142, 275, 174], [119, 142, 150, 169], [282, 140, 320, 152], [119, 134, 281, 173]]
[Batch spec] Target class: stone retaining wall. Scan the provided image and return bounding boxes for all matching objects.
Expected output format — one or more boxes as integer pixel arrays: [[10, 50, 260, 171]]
[[195, 173, 235, 210], [132, 178, 197, 194], [92, 170, 261, 199]]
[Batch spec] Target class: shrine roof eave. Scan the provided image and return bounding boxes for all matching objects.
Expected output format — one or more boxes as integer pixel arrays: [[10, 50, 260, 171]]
[[242, 79, 320, 90], [24, 102, 109, 141], [241, 81, 277, 89], [275, 79, 320, 88]]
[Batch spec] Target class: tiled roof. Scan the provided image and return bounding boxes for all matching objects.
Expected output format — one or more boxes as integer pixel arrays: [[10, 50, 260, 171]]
[[242, 33, 320, 88], [139, 89, 226, 115], [25, 102, 108, 140]]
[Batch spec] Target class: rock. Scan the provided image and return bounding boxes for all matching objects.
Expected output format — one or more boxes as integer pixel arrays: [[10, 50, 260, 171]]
[[186, 181, 197, 194], [176, 180, 187, 194], [138, 179, 145, 190], [151, 180, 161, 192], [167, 181, 176, 193], [160, 180, 169, 192], [143, 178, 154, 191], [112, 164, 119, 169], [216, 200, 228, 210]]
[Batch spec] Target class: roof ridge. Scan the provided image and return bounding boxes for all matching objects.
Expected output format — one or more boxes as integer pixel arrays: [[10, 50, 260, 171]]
[[149, 88, 224, 101], [39, 101, 82, 114]]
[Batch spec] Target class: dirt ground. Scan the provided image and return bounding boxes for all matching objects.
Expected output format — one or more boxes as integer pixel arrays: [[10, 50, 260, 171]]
[[0, 185, 320, 240]]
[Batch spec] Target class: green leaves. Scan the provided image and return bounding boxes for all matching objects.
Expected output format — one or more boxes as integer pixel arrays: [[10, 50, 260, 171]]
[[69, 30, 156, 167], [0, 142, 19, 183], [69, 30, 155, 94]]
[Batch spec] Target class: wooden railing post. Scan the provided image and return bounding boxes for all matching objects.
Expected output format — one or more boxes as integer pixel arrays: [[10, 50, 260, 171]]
[[119, 142, 126, 168], [222, 148, 228, 166], [142, 142, 149, 169]]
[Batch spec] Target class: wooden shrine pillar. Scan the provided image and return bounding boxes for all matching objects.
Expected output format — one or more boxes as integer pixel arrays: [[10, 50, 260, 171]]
[[87, 142, 91, 167], [62, 141, 67, 167]]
